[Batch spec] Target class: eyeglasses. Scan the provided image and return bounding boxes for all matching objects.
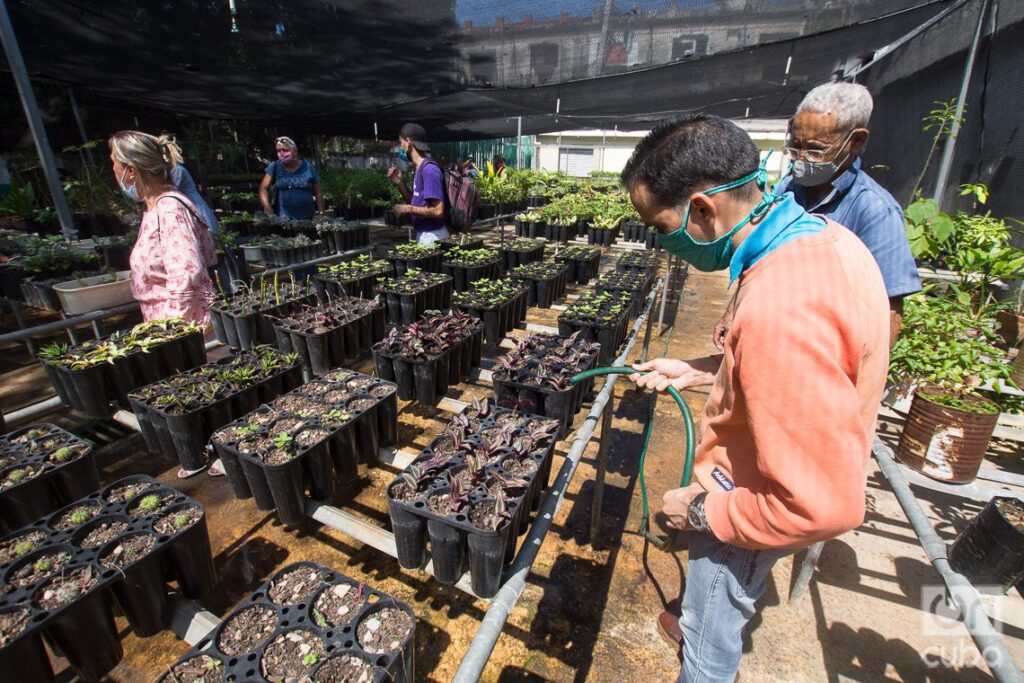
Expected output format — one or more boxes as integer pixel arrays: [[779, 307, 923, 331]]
[[782, 129, 855, 163]]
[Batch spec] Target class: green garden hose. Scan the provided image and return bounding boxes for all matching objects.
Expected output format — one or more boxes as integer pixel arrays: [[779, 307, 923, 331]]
[[570, 366, 696, 547]]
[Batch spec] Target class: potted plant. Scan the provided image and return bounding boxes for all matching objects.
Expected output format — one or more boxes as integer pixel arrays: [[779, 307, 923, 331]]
[[440, 246, 502, 290], [438, 234, 485, 251], [498, 238, 545, 272], [554, 245, 602, 284], [948, 496, 1024, 593], [597, 269, 654, 318], [315, 218, 371, 253], [272, 296, 386, 378], [558, 291, 632, 365], [210, 274, 317, 349], [373, 268, 453, 326], [510, 260, 569, 309], [315, 254, 393, 299], [889, 289, 1010, 483], [452, 278, 529, 345], [386, 242, 444, 275]]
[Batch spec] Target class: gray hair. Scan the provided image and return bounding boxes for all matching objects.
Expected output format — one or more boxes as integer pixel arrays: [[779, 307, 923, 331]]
[[109, 130, 176, 181], [275, 136, 298, 152], [796, 82, 874, 131]]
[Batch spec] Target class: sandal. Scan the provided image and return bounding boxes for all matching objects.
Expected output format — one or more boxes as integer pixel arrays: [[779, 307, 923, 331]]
[[208, 459, 226, 477], [177, 465, 207, 479]]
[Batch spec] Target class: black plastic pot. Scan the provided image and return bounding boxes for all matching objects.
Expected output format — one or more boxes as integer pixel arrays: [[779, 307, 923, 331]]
[[949, 497, 1024, 591], [164, 504, 217, 598], [42, 582, 123, 682], [101, 534, 169, 637]]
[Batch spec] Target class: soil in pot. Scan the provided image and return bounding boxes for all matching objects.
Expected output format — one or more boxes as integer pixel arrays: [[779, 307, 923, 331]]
[[389, 481, 424, 505], [426, 492, 459, 517], [260, 629, 326, 681], [502, 457, 538, 477], [216, 604, 278, 656], [99, 533, 157, 568], [469, 500, 504, 531], [53, 503, 102, 531], [105, 481, 158, 505], [47, 443, 89, 465], [0, 530, 46, 564], [154, 505, 203, 535], [314, 653, 378, 683], [296, 427, 329, 449], [312, 582, 364, 628], [162, 653, 224, 683], [998, 499, 1024, 531], [357, 606, 413, 654], [129, 492, 176, 518], [1, 465, 42, 490], [36, 564, 99, 610], [0, 606, 30, 646], [268, 565, 323, 605], [349, 398, 376, 413], [275, 394, 321, 415], [80, 521, 130, 549], [9, 550, 72, 587]]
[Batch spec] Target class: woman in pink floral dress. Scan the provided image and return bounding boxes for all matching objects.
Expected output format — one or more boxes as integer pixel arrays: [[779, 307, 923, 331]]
[[109, 131, 217, 325]]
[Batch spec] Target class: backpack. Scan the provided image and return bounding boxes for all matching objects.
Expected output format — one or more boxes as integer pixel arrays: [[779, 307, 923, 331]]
[[421, 159, 478, 232]]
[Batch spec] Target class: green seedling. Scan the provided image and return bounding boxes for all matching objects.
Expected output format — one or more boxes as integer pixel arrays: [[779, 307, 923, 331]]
[[7, 469, 28, 484], [312, 608, 329, 628], [234, 423, 261, 437], [51, 446, 75, 462], [272, 432, 294, 449], [139, 494, 163, 513], [205, 657, 222, 670], [12, 539, 36, 557], [69, 508, 94, 525], [301, 652, 319, 667], [34, 557, 53, 573], [173, 514, 191, 529]]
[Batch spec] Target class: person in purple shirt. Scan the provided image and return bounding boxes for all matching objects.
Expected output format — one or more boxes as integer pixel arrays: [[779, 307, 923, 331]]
[[387, 123, 449, 245], [778, 82, 921, 345]]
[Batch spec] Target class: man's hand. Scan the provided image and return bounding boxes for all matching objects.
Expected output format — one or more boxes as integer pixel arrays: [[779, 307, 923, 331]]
[[628, 356, 721, 393], [392, 204, 413, 216], [387, 166, 402, 184], [662, 482, 708, 530]]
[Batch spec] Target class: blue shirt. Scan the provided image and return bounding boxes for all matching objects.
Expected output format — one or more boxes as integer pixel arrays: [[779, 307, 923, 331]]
[[777, 157, 921, 298], [265, 160, 319, 220], [412, 159, 446, 234], [170, 164, 219, 233], [729, 194, 826, 285]]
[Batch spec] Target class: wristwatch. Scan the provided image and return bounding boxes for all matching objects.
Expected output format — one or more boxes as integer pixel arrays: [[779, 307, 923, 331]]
[[687, 492, 710, 532]]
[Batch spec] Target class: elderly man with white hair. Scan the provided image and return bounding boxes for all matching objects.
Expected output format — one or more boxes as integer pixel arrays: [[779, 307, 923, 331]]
[[778, 82, 920, 342]]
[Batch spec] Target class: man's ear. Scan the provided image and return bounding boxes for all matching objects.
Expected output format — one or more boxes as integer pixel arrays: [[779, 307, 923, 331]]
[[849, 128, 870, 156], [687, 193, 719, 241]]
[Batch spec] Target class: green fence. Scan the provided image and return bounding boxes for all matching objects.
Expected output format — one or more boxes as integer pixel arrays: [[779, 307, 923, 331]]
[[430, 137, 534, 171]]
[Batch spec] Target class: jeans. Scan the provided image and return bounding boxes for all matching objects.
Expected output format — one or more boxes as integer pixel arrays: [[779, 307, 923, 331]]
[[678, 532, 794, 683], [415, 227, 450, 245]]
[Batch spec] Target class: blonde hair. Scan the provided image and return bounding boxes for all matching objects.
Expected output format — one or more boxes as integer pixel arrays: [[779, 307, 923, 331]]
[[108, 130, 180, 181]]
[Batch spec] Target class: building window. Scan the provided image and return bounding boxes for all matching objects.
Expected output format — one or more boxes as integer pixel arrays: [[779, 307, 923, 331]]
[[469, 52, 496, 86], [558, 148, 594, 177], [671, 35, 708, 60], [530, 43, 559, 81]]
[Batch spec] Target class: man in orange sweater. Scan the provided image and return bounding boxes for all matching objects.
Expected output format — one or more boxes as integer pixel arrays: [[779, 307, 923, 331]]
[[621, 115, 890, 682]]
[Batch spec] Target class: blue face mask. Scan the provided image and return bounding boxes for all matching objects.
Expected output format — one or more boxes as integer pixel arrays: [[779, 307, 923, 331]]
[[659, 154, 780, 272], [396, 145, 409, 163], [118, 167, 141, 203]]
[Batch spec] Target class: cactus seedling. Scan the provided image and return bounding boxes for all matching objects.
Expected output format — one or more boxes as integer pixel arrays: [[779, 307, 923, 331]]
[[52, 446, 75, 462], [139, 494, 162, 513], [69, 508, 94, 525], [34, 557, 53, 573]]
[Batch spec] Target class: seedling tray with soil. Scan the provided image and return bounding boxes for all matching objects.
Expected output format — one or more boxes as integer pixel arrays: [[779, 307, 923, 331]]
[[210, 278, 317, 350], [498, 238, 545, 272], [586, 222, 621, 246], [557, 291, 632, 365], [0, 475, 214, 682], [545, 220, 579, 243], [553, 245, 602, 285], [616, 249, 660, 275], [159, 561, 416, 683], [373, 269, 454, 326], [128, 346, 302, 471], [620, 220, 648, 243], [491, 332, 601, 438], [387, 398, 559, 597], [597, 269, 654, 318], [314, 255, 394, 299], [316, 219, 371, 253], [372, 311, 483, 406], [510, 260, 569, 309], [272, 297, 387, 378], [0, 423, 99, 531], [514, 212, 546, 239], [452, 278, 529, 345], [37, 318, 206, 418], [385, 242, 443, 276], [210, 370, 398, 526], [440, 247, 502, 290], [438, 234, 485, 252], [246, 235, 323, 266]]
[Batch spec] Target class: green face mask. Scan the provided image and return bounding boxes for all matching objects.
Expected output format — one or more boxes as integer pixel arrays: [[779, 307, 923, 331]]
[[659, 155, 780, 272]]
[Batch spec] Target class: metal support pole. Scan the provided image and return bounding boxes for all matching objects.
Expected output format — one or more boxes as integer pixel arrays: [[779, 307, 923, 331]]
[[789, 541, 824, 600], [0, 0, 77, 239], [589, 391, 615, 547], [0, 300, 139, 346], [7, 298, 35, 354], [452, 278, 664, 683], [516, 117, 523, 170], [640, 254, 664, 363], [874, 438, 1023, 682], [932, 0, 991, 206], [67, 88, 95, 171], [657, 254, 672, 335]]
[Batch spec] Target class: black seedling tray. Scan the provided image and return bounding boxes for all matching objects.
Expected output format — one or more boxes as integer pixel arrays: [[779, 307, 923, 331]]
[[586, 225, 620, 246], [272, 297, 387, 379], [616, 249, 660, 275], [374, 273, 454, 326], [261, 242, 323, 267], [211, 289, 317, 350], [620, 221, 647, 243], [386, 248, 443, 276], [453, 284, 529, 345], [0, 423, 99, 532], [372, 315, 484, 406], [41, 330, 205, 419], [20, 279, 62, 312], [159, 561, 415, 683], [513, 218, 545, 239], [318, 222, 371, 253], [129, 348, 303, 471], [553, 246, 602, 285], [597, 270, 654, 318], [0, 475, 214, 683], [498, 239, 545, 272], [511, 261, 569, 309], [387, 403, 559, 598], [438, 235, 485, 251], [557, 295, 631, 366], [211, 371, 398, 526], [440, 252, 502, 291], [314, 259, 394, 299], [491, 334, 600, 438], [545, 221, 578, 242]]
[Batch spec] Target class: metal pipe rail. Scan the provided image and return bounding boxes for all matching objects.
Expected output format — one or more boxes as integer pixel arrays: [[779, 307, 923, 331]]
[[873, 437, 1024, 683], [452, 276, 665, 682], [255, 244, 376, 278], [0, 300, 141, 346]]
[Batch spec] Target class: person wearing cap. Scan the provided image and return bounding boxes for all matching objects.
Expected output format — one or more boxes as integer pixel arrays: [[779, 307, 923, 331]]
[[259, 136, 324, 220], [462, 156, 480, 178], [388, 123, 449, 245]]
